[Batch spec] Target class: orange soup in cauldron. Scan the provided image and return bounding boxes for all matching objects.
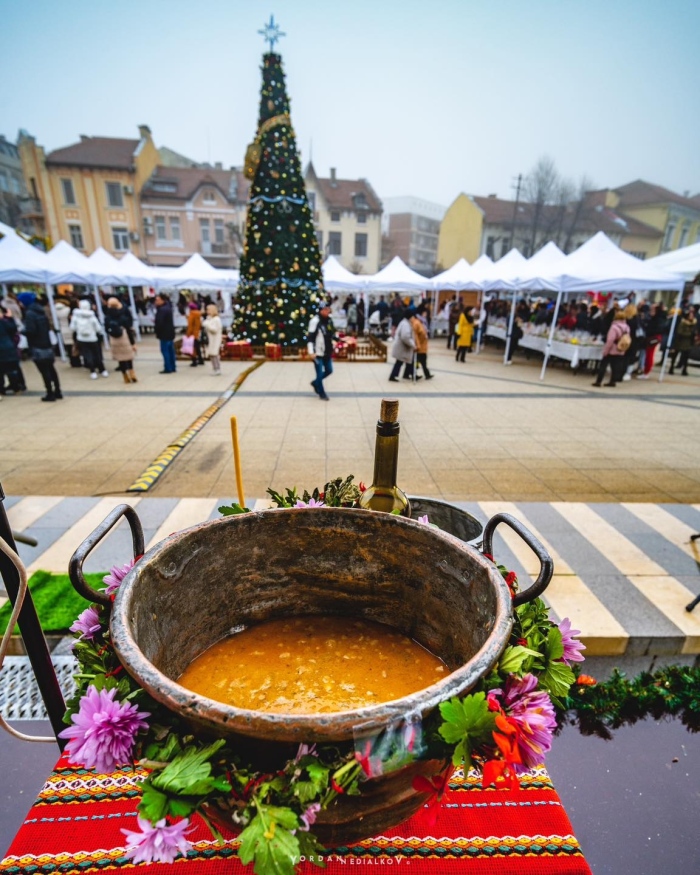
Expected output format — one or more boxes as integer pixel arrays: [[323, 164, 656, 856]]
[[178, 616, 447, 714]]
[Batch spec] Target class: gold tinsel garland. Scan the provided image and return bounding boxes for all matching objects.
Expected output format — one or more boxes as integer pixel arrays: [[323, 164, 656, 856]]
[[243, 113, 293, 180]]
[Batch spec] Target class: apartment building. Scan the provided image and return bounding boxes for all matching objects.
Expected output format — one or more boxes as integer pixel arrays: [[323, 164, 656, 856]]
[[304, 164, 382, 274], [382, 196, 445, 275]]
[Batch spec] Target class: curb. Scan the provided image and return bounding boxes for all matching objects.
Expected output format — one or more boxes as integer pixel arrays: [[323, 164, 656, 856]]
[[126, 360, 265, 493]]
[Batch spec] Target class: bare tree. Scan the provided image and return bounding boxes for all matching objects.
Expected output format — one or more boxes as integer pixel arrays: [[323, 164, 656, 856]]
[[562, 175, 594, 253], [523, 155, 559, 253]]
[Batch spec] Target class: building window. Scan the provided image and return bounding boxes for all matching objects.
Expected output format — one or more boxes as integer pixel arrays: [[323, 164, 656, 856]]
[[155, 216, 167, 240], [307, 191, 316, 212], [214, 219, 225, 244], [678, 223, 689, 248], [354, 233, 368, 258], [200, 218, 211, 243], [629, 251, 647, 260], [0, 171, 8, 192], [203, 189, 216, 204], [486, 236, 497, 258], [61, 178, 76, 204], [663, 222, 676, 250], [316, 230, 323, 251], [112, 226, 129, 251], [328, 231, 342, 255], [330, 210, 340, 223], [68, 224, 84, 249], [169, 216, 181, 241], [357, 212, 367, 224], [106, 182, 124, 208]]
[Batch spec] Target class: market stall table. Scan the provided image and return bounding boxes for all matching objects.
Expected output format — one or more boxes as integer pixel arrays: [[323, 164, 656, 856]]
[[486, 326, 603, 368], [1, 754, 591, 874]]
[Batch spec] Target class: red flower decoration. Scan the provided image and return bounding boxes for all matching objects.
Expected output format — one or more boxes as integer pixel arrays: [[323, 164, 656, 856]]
[[576, 674, 597, 686]]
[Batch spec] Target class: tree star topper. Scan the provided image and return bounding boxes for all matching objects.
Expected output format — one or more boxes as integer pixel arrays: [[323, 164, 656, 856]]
[[258, 15, 285, 52]]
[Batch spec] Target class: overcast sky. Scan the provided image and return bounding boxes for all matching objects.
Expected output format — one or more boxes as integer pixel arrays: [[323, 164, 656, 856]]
[[2, 0, 698, 209]]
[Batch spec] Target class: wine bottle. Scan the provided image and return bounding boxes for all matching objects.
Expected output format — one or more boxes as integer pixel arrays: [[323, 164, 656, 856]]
[[359, 398, 411, 517]]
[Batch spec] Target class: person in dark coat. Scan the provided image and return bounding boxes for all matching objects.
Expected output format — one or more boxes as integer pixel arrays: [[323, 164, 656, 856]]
[[0, 306, 26, 395], [154, 294, 176, 373], [22, 293, 62, 401]]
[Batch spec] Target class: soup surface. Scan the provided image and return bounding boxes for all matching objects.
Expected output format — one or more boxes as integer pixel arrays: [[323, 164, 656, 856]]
[[178, 616, 447, 714]]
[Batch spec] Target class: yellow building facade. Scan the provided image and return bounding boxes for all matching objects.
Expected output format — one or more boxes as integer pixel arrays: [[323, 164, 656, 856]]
[[436, 194, 483, 269], [18, 126, 159, 259]]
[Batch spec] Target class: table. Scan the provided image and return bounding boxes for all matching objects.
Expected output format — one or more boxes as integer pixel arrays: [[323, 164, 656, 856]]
[[485, 326, 603, 367], [1, 754, 591, 874]]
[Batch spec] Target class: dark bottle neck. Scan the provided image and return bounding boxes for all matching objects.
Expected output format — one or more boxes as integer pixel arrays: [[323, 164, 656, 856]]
[[372, 422, 400, 488]]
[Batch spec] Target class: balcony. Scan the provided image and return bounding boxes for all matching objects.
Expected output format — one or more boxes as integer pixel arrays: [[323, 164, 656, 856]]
[[200, 241, 231, 257], [19, 197, 43, 219]]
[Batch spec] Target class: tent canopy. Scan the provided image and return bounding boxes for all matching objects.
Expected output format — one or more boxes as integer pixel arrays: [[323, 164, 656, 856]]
[[646, 242, 700, 281], [365, 256, 430, 292], [0, 230, 50, 283], [535, 232, 685, 293], [322, 256, 365, 291], [118, 251, 158, 285], [43, 240, 93, 285], [431, 258, 479, 291], [86, 247, 127, 286], [483, 248, 527, 291]]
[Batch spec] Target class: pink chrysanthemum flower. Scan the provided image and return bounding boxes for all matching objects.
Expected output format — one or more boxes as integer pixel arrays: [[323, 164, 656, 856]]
[[299, 803, 321, 832], [417, 515, 431, 525], [59, 686, 150, 774], [488, 673, 557, 770], [294, 498, 325, 508], [70, 605, 102, 641], [558, 617, 586, 665], [122, 816, 193, 864], [103, 559, 135, 595], [294, 742, 318, 762]]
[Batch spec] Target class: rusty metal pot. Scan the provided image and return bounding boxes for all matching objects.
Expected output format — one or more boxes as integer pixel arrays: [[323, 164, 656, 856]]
[[70, 505, 552, 845]]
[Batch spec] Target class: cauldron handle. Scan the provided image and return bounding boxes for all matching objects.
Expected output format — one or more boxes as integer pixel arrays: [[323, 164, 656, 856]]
[[69, 504, 144, 608], [482, 512, 553, 607]]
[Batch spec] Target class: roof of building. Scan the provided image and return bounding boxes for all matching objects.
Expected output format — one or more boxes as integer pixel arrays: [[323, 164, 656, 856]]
[[46, 136, 140, 170], [470, 193, 661, 239], [141, 166, 249, 203], [614, 179, 700, 213], [306, 163, 382, 213]]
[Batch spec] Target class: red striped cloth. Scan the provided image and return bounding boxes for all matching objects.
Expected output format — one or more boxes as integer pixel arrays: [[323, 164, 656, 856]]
[[1, 755, 591, 874]]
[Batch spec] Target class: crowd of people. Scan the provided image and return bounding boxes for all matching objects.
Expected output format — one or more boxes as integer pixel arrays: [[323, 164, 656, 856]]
[[0, 288, 229, 401]]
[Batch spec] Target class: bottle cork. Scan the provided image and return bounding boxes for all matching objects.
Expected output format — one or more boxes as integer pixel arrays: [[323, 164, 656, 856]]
[[381, 398, 399, 423]]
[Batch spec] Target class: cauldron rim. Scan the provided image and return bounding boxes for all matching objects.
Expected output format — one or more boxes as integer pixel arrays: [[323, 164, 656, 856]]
[[111, 507, 513, 743]]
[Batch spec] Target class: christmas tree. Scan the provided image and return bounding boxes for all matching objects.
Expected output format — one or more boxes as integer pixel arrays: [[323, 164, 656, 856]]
[[232, 18, 324, 348]]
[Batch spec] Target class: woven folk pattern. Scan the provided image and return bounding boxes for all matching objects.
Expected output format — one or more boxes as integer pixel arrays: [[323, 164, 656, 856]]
[[1, 757, 592, 875]]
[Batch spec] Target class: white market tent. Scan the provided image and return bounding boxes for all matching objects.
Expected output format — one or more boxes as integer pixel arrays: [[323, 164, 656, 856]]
[[118, 251, 159, 286], [365, 256, 431, 294], [431, 258, 479, 292], [529, 232, 686, 380], [86, 247, 128, 286], [647, 242, 700, 282], [483, 249, 527, 293], [322, 256, 365, 292], [155, 253, 235, 291], [0, 229, 50, 284]]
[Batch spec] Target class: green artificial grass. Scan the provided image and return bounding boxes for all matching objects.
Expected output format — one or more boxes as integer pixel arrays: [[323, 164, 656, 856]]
[[0, 570, 105, 636]]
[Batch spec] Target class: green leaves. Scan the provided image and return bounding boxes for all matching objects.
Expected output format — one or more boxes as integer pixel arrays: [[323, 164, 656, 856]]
[[218, 502, 251, 515], [151, 741, 230, 797], [499, 644, 542, 675], [540, 660, 575, 699], [238, 806, 301, 875], [438, 693, 496, 767]]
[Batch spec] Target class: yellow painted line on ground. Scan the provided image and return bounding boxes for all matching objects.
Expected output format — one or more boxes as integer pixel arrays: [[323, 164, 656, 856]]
[[622, 503, 700, 562], [7, 496, 63, 532], [146, 498, 219, 550], [552, 502, 698, 648], [127, 360, 265, 493], [27, 496, 141, 575], [479, 502, 628, 656]]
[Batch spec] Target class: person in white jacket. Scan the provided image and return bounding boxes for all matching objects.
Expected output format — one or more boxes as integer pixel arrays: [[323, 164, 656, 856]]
[[307, 302, 334, 400], [202, 303, 223, 375], [69, 299, 107, 379]]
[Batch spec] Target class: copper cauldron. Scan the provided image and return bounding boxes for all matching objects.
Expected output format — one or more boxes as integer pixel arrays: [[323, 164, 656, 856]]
[[70, 505, 552, 845]]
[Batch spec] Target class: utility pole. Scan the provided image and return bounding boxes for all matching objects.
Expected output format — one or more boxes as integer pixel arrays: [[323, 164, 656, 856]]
[[509, 173, 522, 252]]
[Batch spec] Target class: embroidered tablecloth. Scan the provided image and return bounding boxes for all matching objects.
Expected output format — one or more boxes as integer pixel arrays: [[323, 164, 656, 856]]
[[1, 755, 591, 874]]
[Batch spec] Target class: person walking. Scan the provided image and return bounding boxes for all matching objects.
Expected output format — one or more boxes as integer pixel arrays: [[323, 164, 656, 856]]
[[70, 299, 107, 379], [638, 303, 667, 379], [22, 293, 62, 401], [388, 305, 418, 381], [669, 307, 697, 376], [455, 307, 475, 362], [0, 304, 26, 395], [154, 293, 176, 373], [186, 301, 204, 366], [307, 302, 334, 400], [104, 297, 138, 383], [592, 309, 630, 387], [202, 303, 223, 375], [411, 303, 433, 380], [447, 297, 462, 349]]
